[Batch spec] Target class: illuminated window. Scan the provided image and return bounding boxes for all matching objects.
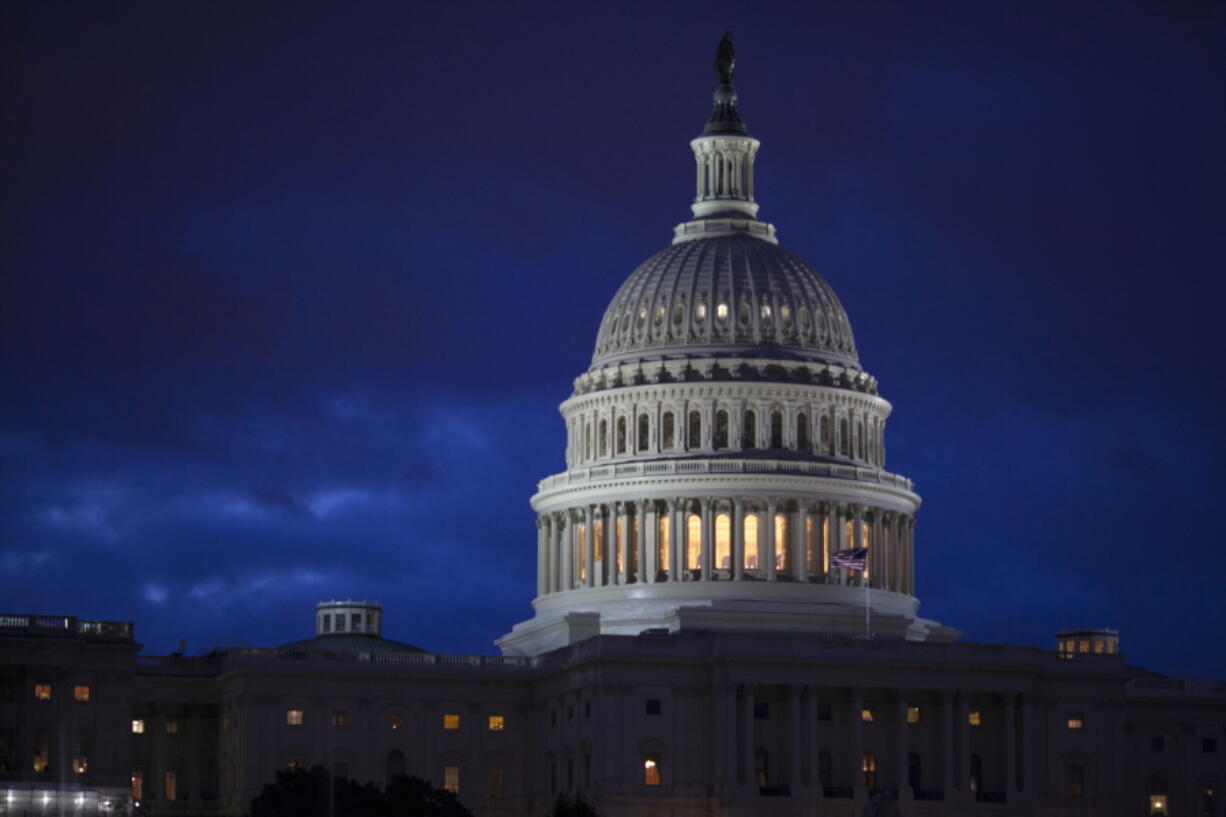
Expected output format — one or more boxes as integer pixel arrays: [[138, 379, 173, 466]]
[[1094, 639, 1105, 654], [73, 738, 89, 773], [33, 733, 49, 772], [657, 514, 670, 575], [488, 766, 505, 799], [695, 302, 707, 322], [761, 303, 773, 322], [644, 753, 662, 786], [488, 715, 505, 731], [1079, 639, 1090, 653], [862, 751, 876, 789], [907, 706, 921, 724], [34, 683, 51, 701], [443, 765, 459, 794], [780, 304, 792, 325], [286, 709, 304, 726], [686, 513, 702, 570], [968, 710, 982, 726], [74, 685, 90, 702], [717, 302, 728, 321], [715, 513, 731, 570], [332, 712, 349, 728], [164, 771, 177, 801], [743, 513, 759, 570], [443, 713, 460, 731], [775, 513, 788, 571], [131, 770, 144, 801], [1068, 713, 1084, 730], [861, 707, 875, 723], [1149, 794, 1168, 815], [1107, 640, 1117, 654], [388, 713, 405, 730], [165, 719, 179, 735], [286, 760, 303, 771], [132, 719, 145, 734], [1067, 764, 1084, 798]]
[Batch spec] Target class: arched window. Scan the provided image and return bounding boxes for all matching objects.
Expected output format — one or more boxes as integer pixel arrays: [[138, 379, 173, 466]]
[[805, 516, 816, 576], [687, 410, 702, 449], [638, 414, 649, 451], [584, 421, 591, 460], [970, 754, 982, 794], [593, 520, 604, 563], [797, 413, 810, 451], [387, 749, 406, 781], [743, 514, 760, 571], [754, 749, 769, 787], [599, 419, 608, 457], [662, 412, 675, 450], [839, 418, 850, 456], [714, 410, 729, 449], [743, 411, 757, 449], [715, 513, 731, 570], [774, 513, 788, 572], [857, 422, 865, 458], [686, 513, 702, 571], [817, 750, 832, 789], [643, 752, 662, 786], [908, 752, 922, 794], [770, 411, 783, 449], [616, 417, 626, 454], [657, 514, 670, 578], [863, 751, 876, 789], [820, 414, 831, 454]]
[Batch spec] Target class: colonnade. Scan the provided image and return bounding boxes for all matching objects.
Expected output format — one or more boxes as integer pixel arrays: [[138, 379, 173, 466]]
[[535, 498, 915, 597], [714, 685, 1032, 801]]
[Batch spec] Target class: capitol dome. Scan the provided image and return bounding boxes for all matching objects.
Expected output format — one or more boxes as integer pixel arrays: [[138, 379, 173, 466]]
[[499, 35, 955, 657], [591, 235, 860, 371]]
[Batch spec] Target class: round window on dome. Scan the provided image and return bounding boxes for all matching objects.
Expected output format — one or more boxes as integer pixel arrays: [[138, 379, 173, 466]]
[[761, 303, 773, 323], [695, 302, 707, 322], [673, 305, 685, 325], [717, 302, 729, 322], [654, 305, 665, 326], [637, 307, 647, 328], [780, 304, 792, 326]]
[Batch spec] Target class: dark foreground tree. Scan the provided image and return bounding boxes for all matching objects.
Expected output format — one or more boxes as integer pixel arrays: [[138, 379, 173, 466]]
[[251, 765, 473, 817], [551, 793, 599, 817]]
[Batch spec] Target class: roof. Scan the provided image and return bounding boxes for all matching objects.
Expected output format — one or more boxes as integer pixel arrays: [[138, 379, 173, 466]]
[[278, 633, 427, 655]]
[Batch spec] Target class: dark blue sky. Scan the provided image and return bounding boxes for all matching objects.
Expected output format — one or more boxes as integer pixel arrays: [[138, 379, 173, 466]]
[[3, 1, 1224, 679]]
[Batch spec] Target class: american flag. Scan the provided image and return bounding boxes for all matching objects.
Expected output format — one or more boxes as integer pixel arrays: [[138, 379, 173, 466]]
[[831, 547, 867, 570]]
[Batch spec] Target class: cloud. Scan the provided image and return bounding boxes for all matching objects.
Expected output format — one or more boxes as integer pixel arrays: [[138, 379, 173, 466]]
[[0, 549, 53, 574]]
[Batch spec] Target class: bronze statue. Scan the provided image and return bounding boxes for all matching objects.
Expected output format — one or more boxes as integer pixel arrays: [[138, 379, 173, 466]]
[[714, 30, 735, 84]]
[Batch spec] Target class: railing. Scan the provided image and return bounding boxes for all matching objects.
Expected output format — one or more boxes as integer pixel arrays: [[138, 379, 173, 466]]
[[1127, 678, 1226, 698], [537, 459, 914, 493]]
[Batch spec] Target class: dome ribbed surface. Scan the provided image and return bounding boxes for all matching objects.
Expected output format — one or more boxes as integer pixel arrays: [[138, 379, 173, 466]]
[[591, 235, 859, 370]]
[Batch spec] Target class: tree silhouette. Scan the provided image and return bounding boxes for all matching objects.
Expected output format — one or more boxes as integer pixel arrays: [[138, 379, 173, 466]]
[[250, 766, 473, 817]]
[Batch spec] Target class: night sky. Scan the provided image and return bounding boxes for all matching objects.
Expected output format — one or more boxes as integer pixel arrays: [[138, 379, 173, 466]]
[[4, 2, 1225, 680]]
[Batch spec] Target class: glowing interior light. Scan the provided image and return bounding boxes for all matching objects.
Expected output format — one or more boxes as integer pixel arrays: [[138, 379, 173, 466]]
[[716, 302, 728, 320]]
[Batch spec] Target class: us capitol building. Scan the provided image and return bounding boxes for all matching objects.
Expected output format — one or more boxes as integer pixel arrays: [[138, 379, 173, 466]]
[[2, 38, 1223, 817]]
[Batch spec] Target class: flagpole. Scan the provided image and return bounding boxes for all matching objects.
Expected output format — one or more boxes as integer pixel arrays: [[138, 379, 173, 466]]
[[864, 568, 869, 639]]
